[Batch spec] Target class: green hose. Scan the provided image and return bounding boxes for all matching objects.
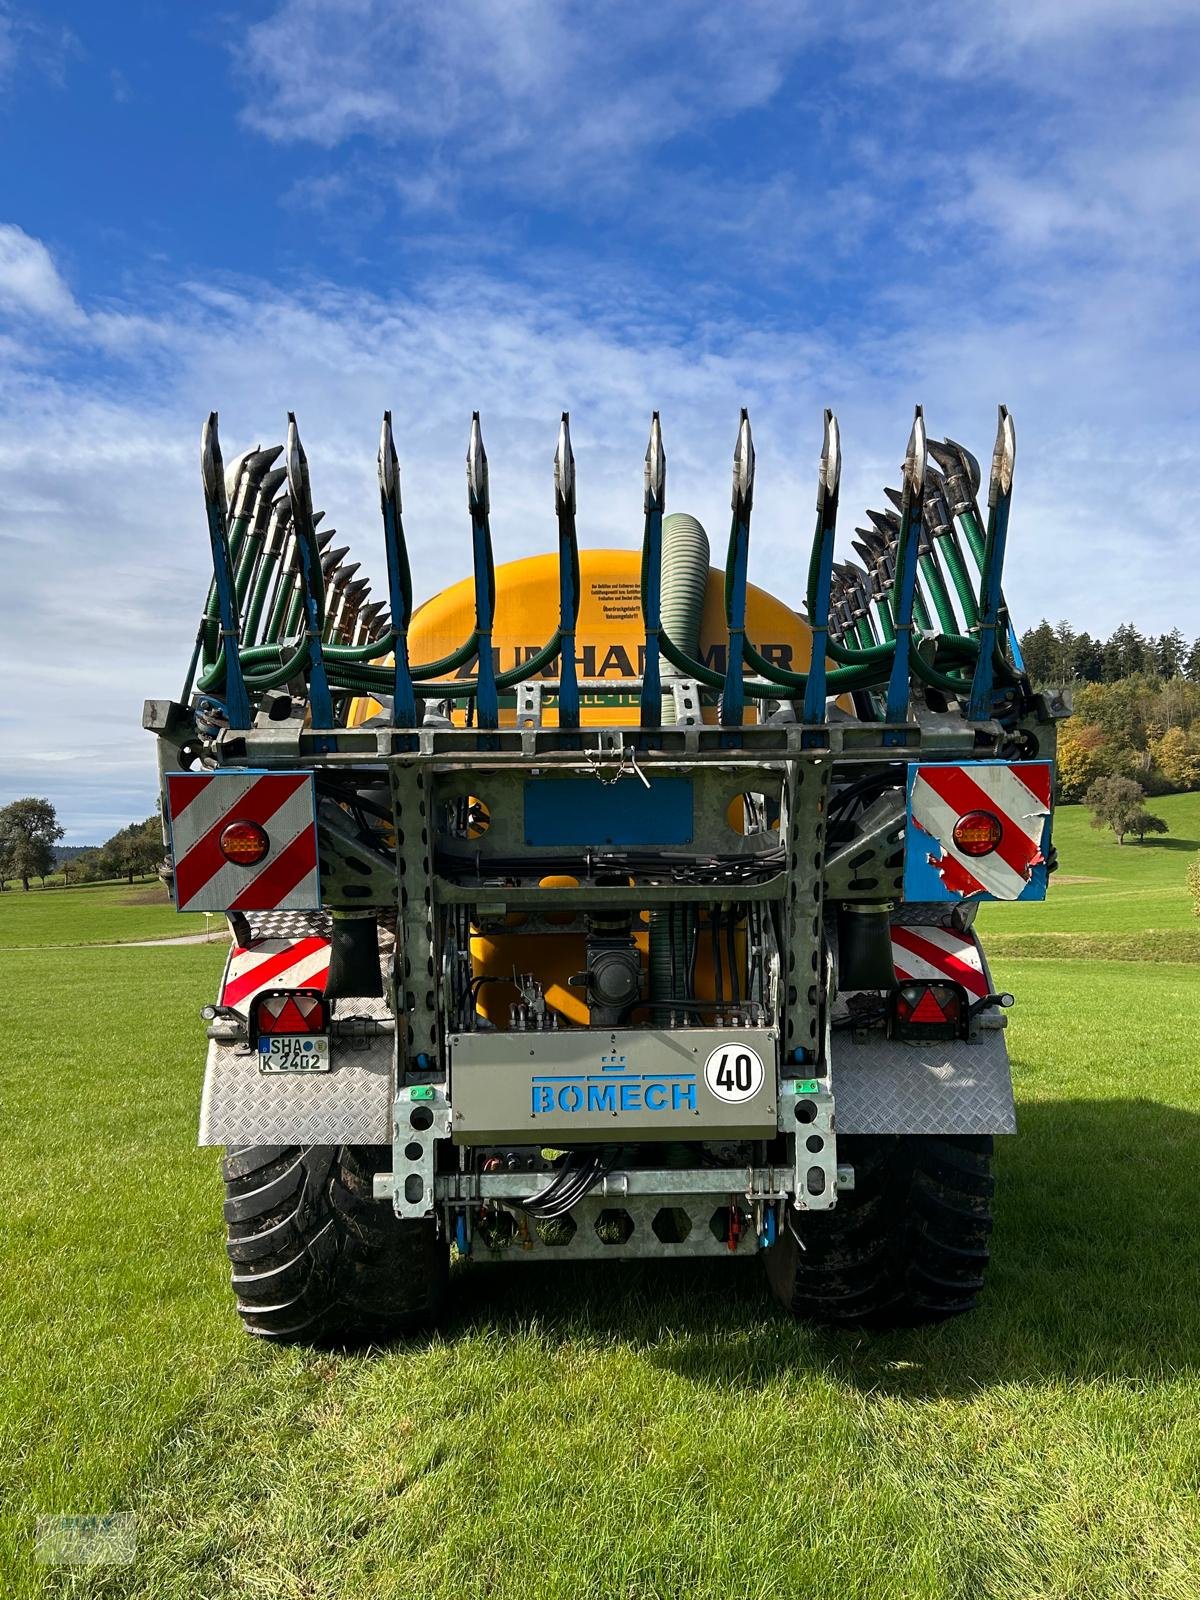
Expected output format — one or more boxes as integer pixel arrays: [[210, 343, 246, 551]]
[[918, 546, 959, 636], [938, 532, 980, 627]]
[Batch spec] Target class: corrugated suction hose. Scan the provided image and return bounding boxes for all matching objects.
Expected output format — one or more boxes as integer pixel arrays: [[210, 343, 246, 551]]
[[649, 513, 711, 1013]]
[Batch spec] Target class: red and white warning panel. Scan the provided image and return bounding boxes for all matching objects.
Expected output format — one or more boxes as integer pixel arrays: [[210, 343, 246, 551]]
[[165, 771, 321, 913], [220, 936, 331, 1018], [890, 923, 988, 1000], [904, 760, 1052, 903]]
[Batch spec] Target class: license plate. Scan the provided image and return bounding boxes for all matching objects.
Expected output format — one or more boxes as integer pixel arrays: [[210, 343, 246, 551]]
[[258, 1035, 331, 1073]]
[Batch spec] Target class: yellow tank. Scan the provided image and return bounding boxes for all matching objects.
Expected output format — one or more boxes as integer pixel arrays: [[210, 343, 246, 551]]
[[351, 547, 817, 1028], [349, 547, 819, 727]]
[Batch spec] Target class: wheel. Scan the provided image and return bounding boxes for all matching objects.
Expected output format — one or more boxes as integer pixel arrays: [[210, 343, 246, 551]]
[[222, 1144, 448, 1344], [764, 1135, 994, 1328]]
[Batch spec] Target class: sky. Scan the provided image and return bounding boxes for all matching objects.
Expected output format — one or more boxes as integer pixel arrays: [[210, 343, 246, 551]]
[[1, 0, 1199, 841]]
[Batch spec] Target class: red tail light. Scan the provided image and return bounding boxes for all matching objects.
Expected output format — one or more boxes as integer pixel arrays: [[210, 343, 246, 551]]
[[888, 980, 968, 1041], [219, 819, 269, 866], [251, 989, 328, 1035], [952, 809, 1003, 858]]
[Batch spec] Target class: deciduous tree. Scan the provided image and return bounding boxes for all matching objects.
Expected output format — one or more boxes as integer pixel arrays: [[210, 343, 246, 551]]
[[0, 797, 64, 891], [1129, 811, 1168, 843], [1085, 776, 1147, 845]]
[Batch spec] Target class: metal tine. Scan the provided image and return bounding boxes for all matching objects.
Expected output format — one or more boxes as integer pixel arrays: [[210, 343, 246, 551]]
[[235, 463, 287, 613], [333, 578, 370, 645], [928, 436, 981, 498], [851, 533, 884, 580], [244, 493, 291, 647], [639, 411, 666, 734], [321, 546, 350, 577], [836, 593, 859, 648], [828, 592, 851, 648], [284, 523, 336, 640], [377, 411, 417, 729], [554, 413, 582, 737], [324, 583, 348, 645], [837, 559, 879, 647], [192, 443, 281, 686], [354, 599, 389, 652], [327, 571, 365, 643], [852, 528, 896, 642], [884, 481, 958, 636], [801, 409, 838, 727], [351, 602, 376, 653], [320, 565, 352, 642], [968, 406, 1017, 720], [285, 413, 336, 738], [266, 522, 330, 648], [215, 442, 256, 580], [854, 524, 892, 591], [224, 446, 283, 580], [222, 443, 260, 513], [867, 506, 932, 634], [928, 434, 1024, 672], [826, 577, 846, 644], [349, 598, 379, 650], [467, 413, 500, 734], [199, 437, 258, 657], [830, 566, 862, 646], [260, 512, 297, 645], [229, 445, 282, 519], [923, 466, 979, 627], [197, 412, 251, 726], [884, 406, 927, 728], [720, 410, 755, 734]]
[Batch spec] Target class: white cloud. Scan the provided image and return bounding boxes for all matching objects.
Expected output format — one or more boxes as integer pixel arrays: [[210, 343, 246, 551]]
[[1, 225, 1199, 840], [237, 0, 816, 182], [0, 2, 78, 91], [0, 223, 83, 323]]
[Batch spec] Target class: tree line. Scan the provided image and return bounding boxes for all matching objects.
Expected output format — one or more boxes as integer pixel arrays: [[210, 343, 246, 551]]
[[0, 798, 164, 891], [1018, 620, 1200, 687], [1017, 621, 1200, 802]]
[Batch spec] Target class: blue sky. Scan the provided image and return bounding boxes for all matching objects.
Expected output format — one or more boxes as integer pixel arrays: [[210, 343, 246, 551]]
[[2, 0, 1199, 840]]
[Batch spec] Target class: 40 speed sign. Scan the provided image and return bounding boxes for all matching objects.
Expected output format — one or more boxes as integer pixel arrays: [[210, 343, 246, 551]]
[[703, 1042, 765, 1103]]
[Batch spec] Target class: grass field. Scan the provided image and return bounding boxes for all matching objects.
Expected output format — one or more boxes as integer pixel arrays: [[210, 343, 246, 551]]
[[2, 802, 1198, 1597], [0, 878, 202, 948], [977, 790, 1200, 959]]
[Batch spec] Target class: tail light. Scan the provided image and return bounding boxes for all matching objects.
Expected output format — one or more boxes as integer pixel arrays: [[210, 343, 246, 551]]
[[219, 819, 270, 866], [250, 989, 329, 1036], [951, 809, 1003, 858], [887, 980, 968, 1041]]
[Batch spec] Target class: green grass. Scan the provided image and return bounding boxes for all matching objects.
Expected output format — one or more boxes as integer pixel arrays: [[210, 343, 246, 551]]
[[977, 790, 1200, 959], [1, 798, 1198, 1597], [0, 878, 202, 948]]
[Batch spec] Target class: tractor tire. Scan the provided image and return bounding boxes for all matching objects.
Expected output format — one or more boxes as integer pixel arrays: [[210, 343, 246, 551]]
[[221, 1144, 448, 1344], [764, 1134, 994, 1328]]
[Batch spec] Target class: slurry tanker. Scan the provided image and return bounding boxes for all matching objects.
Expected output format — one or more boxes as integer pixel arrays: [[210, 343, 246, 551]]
[[145, 401, 1060, 1341]]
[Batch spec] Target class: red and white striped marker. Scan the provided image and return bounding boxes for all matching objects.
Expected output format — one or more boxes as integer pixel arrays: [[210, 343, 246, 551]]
[[891, 924, 988, 1000], [165, 771, 320, 913], [220, 936, 331, 1018], [909, 762, 1050, 900]]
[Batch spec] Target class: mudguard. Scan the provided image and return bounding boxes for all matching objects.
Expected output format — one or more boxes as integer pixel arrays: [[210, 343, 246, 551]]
[[833, 920, 1015, 1136]]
